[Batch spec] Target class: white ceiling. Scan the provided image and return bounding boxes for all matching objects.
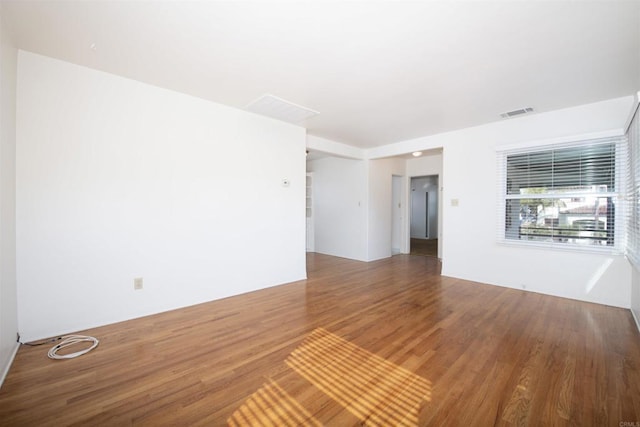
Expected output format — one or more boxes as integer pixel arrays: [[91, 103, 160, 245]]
[[3, 1, 639, 149]]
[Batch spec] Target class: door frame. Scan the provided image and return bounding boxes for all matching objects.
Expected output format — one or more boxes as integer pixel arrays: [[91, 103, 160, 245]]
[[406, 174, 441, 258]]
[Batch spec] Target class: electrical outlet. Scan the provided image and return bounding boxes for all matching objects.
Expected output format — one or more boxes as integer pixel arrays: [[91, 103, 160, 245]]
[[134, 277, 143, 290]]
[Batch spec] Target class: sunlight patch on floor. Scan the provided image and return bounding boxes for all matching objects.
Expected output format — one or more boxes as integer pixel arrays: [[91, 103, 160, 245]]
[[227, 379, 322, 426], [229, 327, 431, 426], [286, 328, 432, 426]]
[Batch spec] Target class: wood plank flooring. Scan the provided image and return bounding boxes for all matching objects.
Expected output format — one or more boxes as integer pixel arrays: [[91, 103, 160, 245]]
[[1, 253, 640, 426], [410, 238, 438, 258]]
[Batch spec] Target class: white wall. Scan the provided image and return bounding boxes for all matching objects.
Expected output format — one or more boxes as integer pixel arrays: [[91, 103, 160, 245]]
[[367, 157, 405, 261], [16, 51, 307, 341], [308, 154, 407, 262], [308, 157, 368, 261], [391, 176, 402, 254], [307, 134, 365, 160], [377, 97, 635, 308], [406, 152, 443, 177], [0, 4, 19, 384], [305, 173, 314, 252], [632, 266, 640, 330]]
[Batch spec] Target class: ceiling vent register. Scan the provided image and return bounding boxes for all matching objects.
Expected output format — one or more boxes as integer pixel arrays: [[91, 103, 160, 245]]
[[500, 107, 534, 119], [246, 94, 319, 125]]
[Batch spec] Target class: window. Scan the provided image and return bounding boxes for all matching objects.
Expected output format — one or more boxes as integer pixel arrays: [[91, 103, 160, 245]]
[[627, 105, 640, 268], [498, 137, 627, 251]]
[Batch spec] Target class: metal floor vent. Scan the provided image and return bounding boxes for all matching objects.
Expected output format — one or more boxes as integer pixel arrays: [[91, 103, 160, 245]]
[[246, 94, 319, 125], [500, 107, 534, 119]]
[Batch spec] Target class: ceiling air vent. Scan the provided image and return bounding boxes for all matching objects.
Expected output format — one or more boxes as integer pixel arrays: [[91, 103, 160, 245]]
[[500, 107, 534, 119], [246, 94, 319, 125]]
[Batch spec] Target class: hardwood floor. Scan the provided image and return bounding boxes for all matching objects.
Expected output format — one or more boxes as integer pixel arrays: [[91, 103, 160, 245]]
[[1, 253, 639, 426], [410, 238, 438, 258]]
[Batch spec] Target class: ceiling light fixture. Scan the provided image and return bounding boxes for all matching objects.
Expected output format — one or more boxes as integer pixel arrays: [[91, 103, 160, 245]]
[[412, 151, 422, 157]]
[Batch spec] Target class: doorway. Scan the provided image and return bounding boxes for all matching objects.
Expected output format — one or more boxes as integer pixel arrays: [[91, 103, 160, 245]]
[[410, 175, 439, 257]]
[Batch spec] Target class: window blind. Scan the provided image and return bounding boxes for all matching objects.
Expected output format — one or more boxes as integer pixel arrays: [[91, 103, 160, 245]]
[[497, 136, 628, 252], [506, 143, 616, 193]]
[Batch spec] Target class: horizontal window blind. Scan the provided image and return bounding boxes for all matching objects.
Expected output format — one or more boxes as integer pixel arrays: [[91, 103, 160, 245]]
[[506, 142, 616, 193], [497, 136, 628, 252]]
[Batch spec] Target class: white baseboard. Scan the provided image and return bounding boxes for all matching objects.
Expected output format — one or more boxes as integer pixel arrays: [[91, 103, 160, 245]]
[[0, 342, 20, 389]]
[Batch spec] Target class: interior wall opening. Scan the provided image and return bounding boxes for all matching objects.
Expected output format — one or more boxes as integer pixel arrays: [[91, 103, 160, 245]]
[[410, 175, 439, 258]]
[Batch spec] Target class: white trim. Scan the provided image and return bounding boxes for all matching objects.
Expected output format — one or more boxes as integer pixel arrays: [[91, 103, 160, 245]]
[[623, 92, 640, 134], [505, 192, 619, 200], [632, 307, 640, 334], [0, 343, 20, 389], [497, 238, 624, 256], [495, 129, 625, 153]]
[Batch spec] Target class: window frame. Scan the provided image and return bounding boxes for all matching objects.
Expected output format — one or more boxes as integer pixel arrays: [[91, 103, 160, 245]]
[[497, 135, 628, 254], [626, 104, 640, 268]]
